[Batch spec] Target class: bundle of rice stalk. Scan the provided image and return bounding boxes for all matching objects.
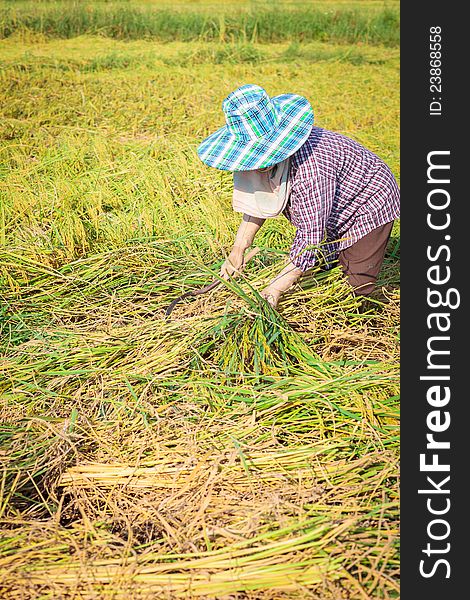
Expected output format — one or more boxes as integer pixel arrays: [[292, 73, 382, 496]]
[[58, 451, 398, 519], [164, 368, 398, 433], [58, 442, 347, 490], [6, 518, 349, 598], [0, 245, 216, 326], [1, 318, 205, 403], [191, 277, 333, 378]]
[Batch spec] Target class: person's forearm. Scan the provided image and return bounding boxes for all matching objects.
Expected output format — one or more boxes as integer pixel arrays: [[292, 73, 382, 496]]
[[220, 214, 265, 278], [232, 214, 265, 252], [268, 260, 303, 292], [260, 259, 303, 308]]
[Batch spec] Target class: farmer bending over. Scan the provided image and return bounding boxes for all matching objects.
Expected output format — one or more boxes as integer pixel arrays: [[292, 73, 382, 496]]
[[197, 85, 400, 308]]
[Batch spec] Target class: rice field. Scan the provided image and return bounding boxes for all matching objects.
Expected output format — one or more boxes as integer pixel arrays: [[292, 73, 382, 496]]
[[1, 1, 400, 44], [0, 2, 400, 598]]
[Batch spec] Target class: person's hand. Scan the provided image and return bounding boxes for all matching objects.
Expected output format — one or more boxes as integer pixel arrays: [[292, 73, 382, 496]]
[[259, 262, 303, 308], [260, 285, 283, 308], [220, 248, 244, 280]]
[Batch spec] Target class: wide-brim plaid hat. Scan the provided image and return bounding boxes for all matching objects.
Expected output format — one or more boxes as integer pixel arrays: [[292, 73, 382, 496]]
[[197, 84, 314, 172]]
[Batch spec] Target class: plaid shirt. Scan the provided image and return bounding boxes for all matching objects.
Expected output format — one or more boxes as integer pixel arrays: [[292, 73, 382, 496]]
[[283, 127, 400, 271]]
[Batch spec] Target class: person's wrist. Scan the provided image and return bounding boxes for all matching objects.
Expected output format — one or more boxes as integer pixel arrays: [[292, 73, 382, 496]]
[[270, 272, 302, 293], [227, 247, 244, 271], [231, 244, 248, 255], [268, 285, 287, 294]]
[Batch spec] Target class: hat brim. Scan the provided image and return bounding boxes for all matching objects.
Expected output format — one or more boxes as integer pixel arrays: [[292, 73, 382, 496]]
[[197, 94, 314, 172]]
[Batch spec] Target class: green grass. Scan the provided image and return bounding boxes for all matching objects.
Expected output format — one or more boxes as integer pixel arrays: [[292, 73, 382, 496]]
[[0, 14, 400, 599], [0, 1, 400, 45]]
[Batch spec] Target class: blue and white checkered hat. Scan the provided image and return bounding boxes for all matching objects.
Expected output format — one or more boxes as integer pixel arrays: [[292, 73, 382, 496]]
[[197, 84, 314, 172]]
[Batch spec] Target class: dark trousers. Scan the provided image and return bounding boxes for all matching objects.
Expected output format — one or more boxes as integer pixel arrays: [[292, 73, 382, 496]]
[[338, 222, 394, 296]]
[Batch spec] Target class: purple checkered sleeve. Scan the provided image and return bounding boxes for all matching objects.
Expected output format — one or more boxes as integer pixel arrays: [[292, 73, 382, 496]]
[[283, 127, 400, 271]]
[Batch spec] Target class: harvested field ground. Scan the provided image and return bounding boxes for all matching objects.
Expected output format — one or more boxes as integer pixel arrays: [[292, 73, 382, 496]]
[[1, 2, 400, 598]]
